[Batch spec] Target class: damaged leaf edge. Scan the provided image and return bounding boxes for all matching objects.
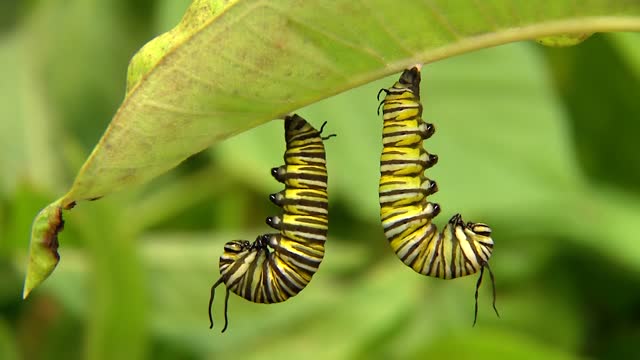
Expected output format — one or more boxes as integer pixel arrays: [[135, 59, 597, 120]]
[[22, 198, 76, 299]]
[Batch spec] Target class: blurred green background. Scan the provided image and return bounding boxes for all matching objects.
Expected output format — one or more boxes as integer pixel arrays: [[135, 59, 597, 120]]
[[2, 1, 640, 359]]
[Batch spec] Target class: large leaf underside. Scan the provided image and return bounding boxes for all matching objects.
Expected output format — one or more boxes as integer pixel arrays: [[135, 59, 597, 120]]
[[68, 1, 640, 202], [23, 0, 640, 297]]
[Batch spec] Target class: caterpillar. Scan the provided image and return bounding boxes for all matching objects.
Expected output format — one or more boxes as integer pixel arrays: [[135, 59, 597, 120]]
[[208, 114, 334, 333], [378, 66, 498, 325]]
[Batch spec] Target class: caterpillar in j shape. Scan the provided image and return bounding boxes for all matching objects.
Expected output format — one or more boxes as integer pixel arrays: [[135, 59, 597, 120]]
[[208, 114, 334, 332], [377, 66, 499, 325]]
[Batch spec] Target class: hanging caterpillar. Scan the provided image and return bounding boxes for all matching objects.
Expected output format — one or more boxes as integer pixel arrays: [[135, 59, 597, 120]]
[[208, 114, 334, 333], [377, 66, 499, 325]]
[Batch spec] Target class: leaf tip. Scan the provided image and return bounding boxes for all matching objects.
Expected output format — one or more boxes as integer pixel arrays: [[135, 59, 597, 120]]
[[23, 202, 66, 299]]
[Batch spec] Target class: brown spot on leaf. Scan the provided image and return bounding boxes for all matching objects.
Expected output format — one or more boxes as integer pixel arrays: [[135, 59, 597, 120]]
[[63, 201, 76, 210], [44, 207, 64, 261]]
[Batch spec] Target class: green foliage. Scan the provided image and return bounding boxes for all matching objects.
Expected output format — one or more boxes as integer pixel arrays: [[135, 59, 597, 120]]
[[24, 0, 640, 297], [543, 34, 640, 192], [1, 0, 640, 359]]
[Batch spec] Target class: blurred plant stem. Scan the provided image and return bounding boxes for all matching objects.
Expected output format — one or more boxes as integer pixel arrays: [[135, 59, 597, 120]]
[[72, 200, 148, 360]]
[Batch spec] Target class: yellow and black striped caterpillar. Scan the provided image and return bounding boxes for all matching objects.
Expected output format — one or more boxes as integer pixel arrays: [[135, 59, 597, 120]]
[[378, 66, 498, 324], [208, 114, 334, 333]]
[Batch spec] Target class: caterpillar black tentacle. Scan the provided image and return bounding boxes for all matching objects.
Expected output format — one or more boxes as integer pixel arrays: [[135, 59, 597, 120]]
[[318, 121, 337, 140], [378, 66, 498, 325], [208, 114, 331, 333], [473, 263, 500, 326]]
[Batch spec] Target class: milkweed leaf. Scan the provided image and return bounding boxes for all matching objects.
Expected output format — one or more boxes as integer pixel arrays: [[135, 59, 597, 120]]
[[65, 1, 640, 203]]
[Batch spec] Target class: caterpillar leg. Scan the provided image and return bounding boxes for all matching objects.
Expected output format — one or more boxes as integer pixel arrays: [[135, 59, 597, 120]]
[[208, 277, 232, 333], [473, 263, 499, 327]]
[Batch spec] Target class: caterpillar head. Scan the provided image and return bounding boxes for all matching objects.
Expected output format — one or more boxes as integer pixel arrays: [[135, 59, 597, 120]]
[[223, 240, 251, 252], [254, 234, 273, 249], [219, 240, 252, 275], [256, 233, 280, 250], [220, 240, 251, 264]]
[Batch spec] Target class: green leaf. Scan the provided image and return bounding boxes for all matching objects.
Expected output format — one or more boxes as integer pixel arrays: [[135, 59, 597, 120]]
[[24, 0, 640, 295], [542, 33, 640, 194], [65, 1, 640, 203], [561, 188, 640, 272]]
